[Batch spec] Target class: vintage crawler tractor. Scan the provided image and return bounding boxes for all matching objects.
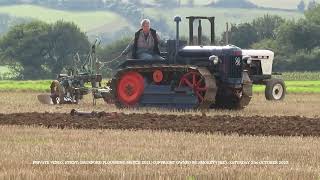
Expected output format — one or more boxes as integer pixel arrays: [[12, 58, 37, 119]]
[[106, 16, 253, 109]]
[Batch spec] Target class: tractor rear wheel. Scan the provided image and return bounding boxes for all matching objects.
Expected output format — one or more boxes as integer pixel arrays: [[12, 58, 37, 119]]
[[265, 78, 286, 101], [179, 71, 208, 104]]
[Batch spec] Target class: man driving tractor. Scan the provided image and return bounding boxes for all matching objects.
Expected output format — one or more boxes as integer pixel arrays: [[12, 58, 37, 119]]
[[121, 19, 164, 61]]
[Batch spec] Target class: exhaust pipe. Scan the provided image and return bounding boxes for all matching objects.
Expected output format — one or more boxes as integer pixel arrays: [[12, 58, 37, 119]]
[[198, 19, 202, 45], [174, 16, 181, 64]]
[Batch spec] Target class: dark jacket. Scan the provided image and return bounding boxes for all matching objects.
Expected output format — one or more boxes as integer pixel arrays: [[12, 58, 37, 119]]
[[132, 28, 160, 59]]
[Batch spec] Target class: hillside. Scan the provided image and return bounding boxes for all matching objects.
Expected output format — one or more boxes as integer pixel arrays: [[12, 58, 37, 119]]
[[250, 0, 318, 9], [145, 7, 302, 37], [144, 0, 319, 10], [0, 5, 303, 40], [0, 5, 130, 34]]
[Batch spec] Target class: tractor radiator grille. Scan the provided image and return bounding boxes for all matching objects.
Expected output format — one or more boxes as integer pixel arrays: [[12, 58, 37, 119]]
[[229, 56, 243, 78]]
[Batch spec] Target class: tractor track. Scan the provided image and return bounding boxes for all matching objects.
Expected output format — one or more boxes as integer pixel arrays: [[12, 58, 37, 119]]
[[110, 64, 217, 109], [0, 113, 320, 137]]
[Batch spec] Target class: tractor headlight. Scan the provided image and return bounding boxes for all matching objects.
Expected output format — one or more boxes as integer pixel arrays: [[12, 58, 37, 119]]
[[209, 55, 219, 65], [242, 55, 252, 65]]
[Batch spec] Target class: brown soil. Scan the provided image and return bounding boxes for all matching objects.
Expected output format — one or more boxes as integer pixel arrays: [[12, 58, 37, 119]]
[[0, 112, 319, 137]]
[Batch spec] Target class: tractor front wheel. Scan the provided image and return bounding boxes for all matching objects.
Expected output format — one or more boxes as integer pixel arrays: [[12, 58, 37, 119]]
[[265, 78, 286, 101]]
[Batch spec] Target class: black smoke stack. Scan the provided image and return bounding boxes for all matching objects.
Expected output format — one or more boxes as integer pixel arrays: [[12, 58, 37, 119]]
[[174, 16, 181, 63], [198, 19, 202, 45]]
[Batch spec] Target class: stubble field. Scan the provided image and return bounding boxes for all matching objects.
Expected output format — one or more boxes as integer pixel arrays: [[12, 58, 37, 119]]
[[0, 92, 320, 178]]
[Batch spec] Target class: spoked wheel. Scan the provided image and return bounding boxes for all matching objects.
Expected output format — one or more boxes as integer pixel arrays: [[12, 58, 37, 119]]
[[179, 71, 208, 104], [116, 71, 144, 107]]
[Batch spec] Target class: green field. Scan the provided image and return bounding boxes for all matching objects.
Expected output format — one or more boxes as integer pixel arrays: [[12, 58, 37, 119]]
[[254, 81, 320, 93], [0, 79, 319, 93], [280, 72, 320, 81], [0, 5, 129, 34], [0, 80, 52, 92]]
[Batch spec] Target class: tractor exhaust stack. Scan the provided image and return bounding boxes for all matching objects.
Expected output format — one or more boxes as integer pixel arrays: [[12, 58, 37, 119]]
[[174, 16, 181, 64]]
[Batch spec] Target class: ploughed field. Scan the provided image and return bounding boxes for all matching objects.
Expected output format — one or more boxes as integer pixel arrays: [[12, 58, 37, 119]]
[[1, 92, 320, 137], [1, 112, 320, 137], [1, 92, 320, 178]]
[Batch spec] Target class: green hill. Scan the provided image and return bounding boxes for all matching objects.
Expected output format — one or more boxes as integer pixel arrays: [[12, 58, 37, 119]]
[[145, 0, 318, 10], [250, 0, 316, 9], [145, 7, 302, 37], [0, 5, 130, 34], [0, 4, 303, 40]]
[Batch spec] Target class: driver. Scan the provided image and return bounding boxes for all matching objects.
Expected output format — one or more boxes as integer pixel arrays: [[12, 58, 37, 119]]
[[121, 19, 164, 61]]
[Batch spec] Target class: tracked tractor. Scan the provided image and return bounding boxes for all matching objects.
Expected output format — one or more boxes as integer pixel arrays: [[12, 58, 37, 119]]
[[105, 16, 252, 109]]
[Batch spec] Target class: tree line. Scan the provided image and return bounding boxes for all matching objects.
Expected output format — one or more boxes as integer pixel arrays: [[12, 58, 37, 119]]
[[0, 21, 90, 79], [222, 4, 320, 71], [1, 4, 320, 79]]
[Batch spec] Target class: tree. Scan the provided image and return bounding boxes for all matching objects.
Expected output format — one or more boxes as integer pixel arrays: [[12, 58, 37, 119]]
[[305, 4, 320, 25], [276, 19, 320, 52], [0, 21, 51, 79], [252, 15, 285, 40], [297, 0, 305, 12], [44, 21, 90, 76], [221, 15, 285, 48], [307, 0, 317, 10], [227, 23, 258, 48], [0, 21, 90, 79]]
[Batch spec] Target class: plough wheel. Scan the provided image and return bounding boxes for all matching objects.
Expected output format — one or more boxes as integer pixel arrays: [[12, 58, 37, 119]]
[[50, 80, 64, 104]]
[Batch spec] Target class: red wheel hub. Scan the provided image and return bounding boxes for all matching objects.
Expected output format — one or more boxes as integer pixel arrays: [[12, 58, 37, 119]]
[[153, 70, 163, 83], [117, 71, 144, 106], [179, 71, 207, 103]]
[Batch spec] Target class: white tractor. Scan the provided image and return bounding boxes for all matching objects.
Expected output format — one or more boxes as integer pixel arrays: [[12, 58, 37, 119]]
[[242, 49, 286, 100]]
